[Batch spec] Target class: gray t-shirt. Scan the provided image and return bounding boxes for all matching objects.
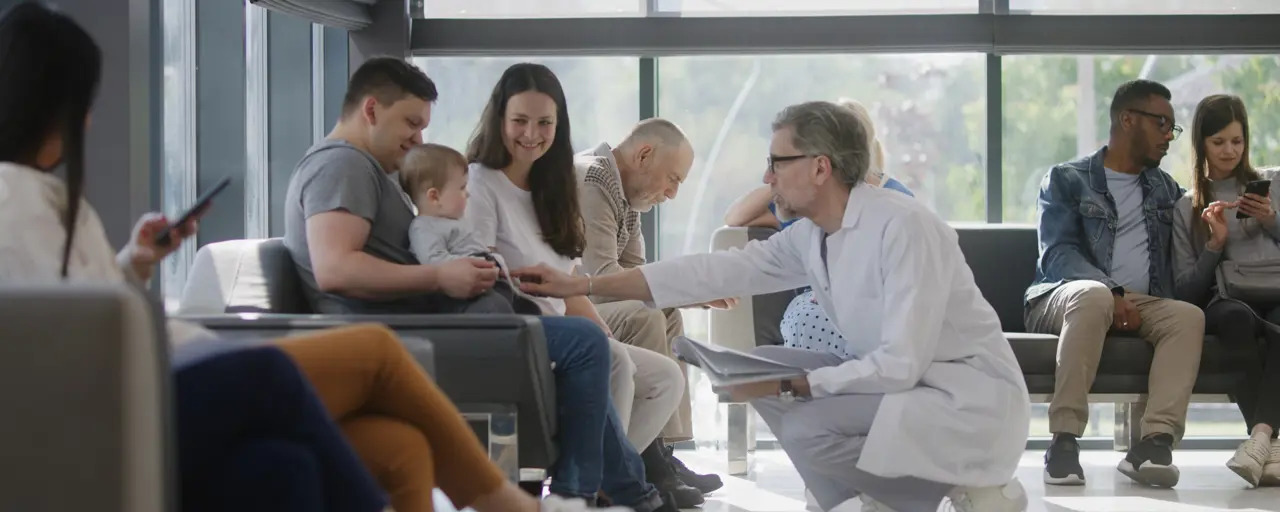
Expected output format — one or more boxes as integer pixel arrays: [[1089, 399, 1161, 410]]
[[1105, 167, 1151, 295], [283, 139, 419, 313], [408, 216, 490, 264]]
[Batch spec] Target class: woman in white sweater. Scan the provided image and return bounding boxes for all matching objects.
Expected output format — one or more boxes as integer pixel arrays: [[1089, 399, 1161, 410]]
[[0, 3, 609, 512]]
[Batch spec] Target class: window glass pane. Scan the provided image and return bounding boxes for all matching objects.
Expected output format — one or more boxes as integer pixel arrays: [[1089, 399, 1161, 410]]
[[658, 54, 986, 443], [1001, 55, 1280, 224], [1010, 0, 1280, 14], [660, 0, 977, 16], [412, 57, 640, 154], [421, 0, 639, 18]]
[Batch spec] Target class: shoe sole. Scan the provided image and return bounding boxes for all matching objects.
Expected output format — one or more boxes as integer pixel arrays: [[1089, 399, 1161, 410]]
[[1117, 460, 1179, 488], [693, 481, 724, 494], [1226, 458, 1263, 487], [1042, 469, 1085, 486]]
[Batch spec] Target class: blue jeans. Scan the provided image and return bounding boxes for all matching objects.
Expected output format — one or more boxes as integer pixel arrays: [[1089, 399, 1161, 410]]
[[173, 345, 387, 512], [540, 316, 662, 511]]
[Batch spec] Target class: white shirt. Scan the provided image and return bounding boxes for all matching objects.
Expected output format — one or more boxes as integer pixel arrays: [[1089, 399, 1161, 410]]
[[0, 162, 213, 346], [639, 184, 1030, 487], [465, 163, 580, 315]]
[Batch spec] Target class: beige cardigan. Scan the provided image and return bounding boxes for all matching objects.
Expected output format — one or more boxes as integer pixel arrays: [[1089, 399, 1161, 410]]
[[0, 162, 211, 345]]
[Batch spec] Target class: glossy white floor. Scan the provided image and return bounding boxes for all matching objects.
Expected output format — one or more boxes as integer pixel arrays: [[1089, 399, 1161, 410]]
[[671, 448, 1280, 512]]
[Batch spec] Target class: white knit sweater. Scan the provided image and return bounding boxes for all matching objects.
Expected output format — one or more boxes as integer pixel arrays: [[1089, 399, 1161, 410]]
[[0, 162, 212, 345]]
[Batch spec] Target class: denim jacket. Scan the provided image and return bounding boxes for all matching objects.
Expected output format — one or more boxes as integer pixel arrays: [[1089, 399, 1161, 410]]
[[1025, 147, 1185, 304]]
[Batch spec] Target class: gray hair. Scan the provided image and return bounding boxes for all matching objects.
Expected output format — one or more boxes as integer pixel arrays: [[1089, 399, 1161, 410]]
[[620, 117, 689, 150], [771, 101, 870, 187]]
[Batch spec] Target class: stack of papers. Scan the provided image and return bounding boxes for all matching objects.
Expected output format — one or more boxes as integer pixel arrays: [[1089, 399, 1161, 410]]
[[672, 335, 807, 387]]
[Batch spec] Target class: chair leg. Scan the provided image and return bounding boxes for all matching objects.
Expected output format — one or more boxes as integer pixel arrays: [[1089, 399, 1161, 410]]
[[1114, 402, 1131, 452], [727, 402, 750, 476], [1113, 401, 1146, 452]]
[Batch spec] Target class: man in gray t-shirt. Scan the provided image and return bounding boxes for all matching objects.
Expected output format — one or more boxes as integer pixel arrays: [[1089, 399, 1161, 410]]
[[283, 139, 420, 313], [281, 57, 497, 314]]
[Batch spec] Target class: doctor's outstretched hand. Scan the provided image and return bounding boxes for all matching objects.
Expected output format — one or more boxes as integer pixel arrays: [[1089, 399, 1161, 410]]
[[512, 263, 589, 298]]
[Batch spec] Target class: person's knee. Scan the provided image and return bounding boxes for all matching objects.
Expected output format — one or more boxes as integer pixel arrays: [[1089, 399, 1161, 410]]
[[776, 410, 830, 456], [549, 316, 612, 361], [1207, 301, 1252, 331], [1160, 299, 1207, 340], [651, 354, 686, 398], [664, 308, 684, 337], [611, 342, 638, 383], [1067, 282, 1116, 319]]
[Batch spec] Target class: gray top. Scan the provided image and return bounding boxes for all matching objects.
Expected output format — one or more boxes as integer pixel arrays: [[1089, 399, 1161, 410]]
[[408, 216, 489, 264], [1172, 169, 1280, 305], [283, 139, 418, 314], [1105, 167, 1151, 295]]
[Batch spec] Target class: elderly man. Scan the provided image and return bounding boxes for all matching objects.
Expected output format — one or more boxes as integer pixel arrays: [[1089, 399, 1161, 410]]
[[519, 101, 1030, 512], [575, 119, 724, 496]]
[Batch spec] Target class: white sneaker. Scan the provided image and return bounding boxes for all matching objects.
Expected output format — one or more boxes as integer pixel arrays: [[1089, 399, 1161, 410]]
[[541, 495, 633, 512], [1260, 438, 1280, 487], [1227, 435, 1272, 487], [945, 479, 1028, 512]]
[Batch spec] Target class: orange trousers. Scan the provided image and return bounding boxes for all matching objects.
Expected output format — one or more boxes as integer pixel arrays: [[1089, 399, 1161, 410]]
[[272, 324, 506, 512]]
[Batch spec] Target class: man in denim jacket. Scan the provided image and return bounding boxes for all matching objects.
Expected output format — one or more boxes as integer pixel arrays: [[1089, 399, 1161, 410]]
[[1025, 80, 1205, 489]]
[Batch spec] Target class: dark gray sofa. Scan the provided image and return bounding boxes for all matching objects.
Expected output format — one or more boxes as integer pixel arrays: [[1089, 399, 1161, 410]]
[[174, 238, 557, 482]]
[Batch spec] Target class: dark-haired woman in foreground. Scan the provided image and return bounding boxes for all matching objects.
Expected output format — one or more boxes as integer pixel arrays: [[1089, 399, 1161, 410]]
[[1172, 94, 1280, 487], [0, 3, 622, 511]]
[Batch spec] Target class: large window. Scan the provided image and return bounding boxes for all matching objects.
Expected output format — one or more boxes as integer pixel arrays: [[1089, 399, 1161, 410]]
[[1002, 54, 1280, 224], [412, 57, 640, 154], [658, 54, 987, 261]]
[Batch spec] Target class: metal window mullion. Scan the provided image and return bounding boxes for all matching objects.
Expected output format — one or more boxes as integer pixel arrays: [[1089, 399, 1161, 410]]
[[639, 57, 659, 262], [245, 4, 270, 239], [311, 23, 325, 143], [160, 0, 198, 302], [986, 53, 1002, 224]]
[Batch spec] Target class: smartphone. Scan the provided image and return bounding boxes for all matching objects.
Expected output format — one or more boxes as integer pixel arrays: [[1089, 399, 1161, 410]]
[[1237, 179, 1272, 219], [156, 177, 231, 246]]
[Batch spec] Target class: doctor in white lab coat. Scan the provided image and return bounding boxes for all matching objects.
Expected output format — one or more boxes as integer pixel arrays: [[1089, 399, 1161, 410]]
[[514, 101, 1030, 512]]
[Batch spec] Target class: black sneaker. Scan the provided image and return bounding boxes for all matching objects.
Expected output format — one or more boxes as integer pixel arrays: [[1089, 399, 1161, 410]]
[[665, 445, 724, 494], [1118, 433, 1180, 488], [642, 441, 704, 507], [1044, 434, 1086, 485]]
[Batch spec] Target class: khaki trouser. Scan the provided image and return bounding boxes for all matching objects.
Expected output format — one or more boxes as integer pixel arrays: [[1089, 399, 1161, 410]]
[[1025, 280, 1205, 440], [597, 300, 693, 442]]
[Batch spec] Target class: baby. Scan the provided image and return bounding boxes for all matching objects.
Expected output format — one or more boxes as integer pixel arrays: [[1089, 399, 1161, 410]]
[[399, 143, 541, 314]]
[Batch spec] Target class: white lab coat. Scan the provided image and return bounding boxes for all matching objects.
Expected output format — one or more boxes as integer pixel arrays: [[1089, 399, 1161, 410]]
[[640, 184, 1030, 487]]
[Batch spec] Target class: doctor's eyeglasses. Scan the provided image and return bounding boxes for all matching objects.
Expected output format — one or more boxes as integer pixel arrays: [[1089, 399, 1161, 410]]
[[767, 154, 816, 174]]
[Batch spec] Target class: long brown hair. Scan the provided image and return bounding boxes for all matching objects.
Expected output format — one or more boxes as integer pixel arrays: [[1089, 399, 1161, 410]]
[[1190, 94, 1260, 244], [0, 2, 102, 277], [466, 63, 585, 259]]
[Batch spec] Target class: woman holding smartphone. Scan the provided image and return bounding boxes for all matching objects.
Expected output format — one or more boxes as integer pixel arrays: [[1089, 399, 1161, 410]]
[[1171, 94, 1280, 487]]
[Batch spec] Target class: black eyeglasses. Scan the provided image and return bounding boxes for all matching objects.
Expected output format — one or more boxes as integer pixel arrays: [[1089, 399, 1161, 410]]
[[766, 154, 814, 173], [1127, 109, 1184, 140]]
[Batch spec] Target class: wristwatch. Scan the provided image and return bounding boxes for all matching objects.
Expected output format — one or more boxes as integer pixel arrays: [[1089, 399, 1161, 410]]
[[779, 379, 796, 403], [1111, 285, 1125, 297]]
